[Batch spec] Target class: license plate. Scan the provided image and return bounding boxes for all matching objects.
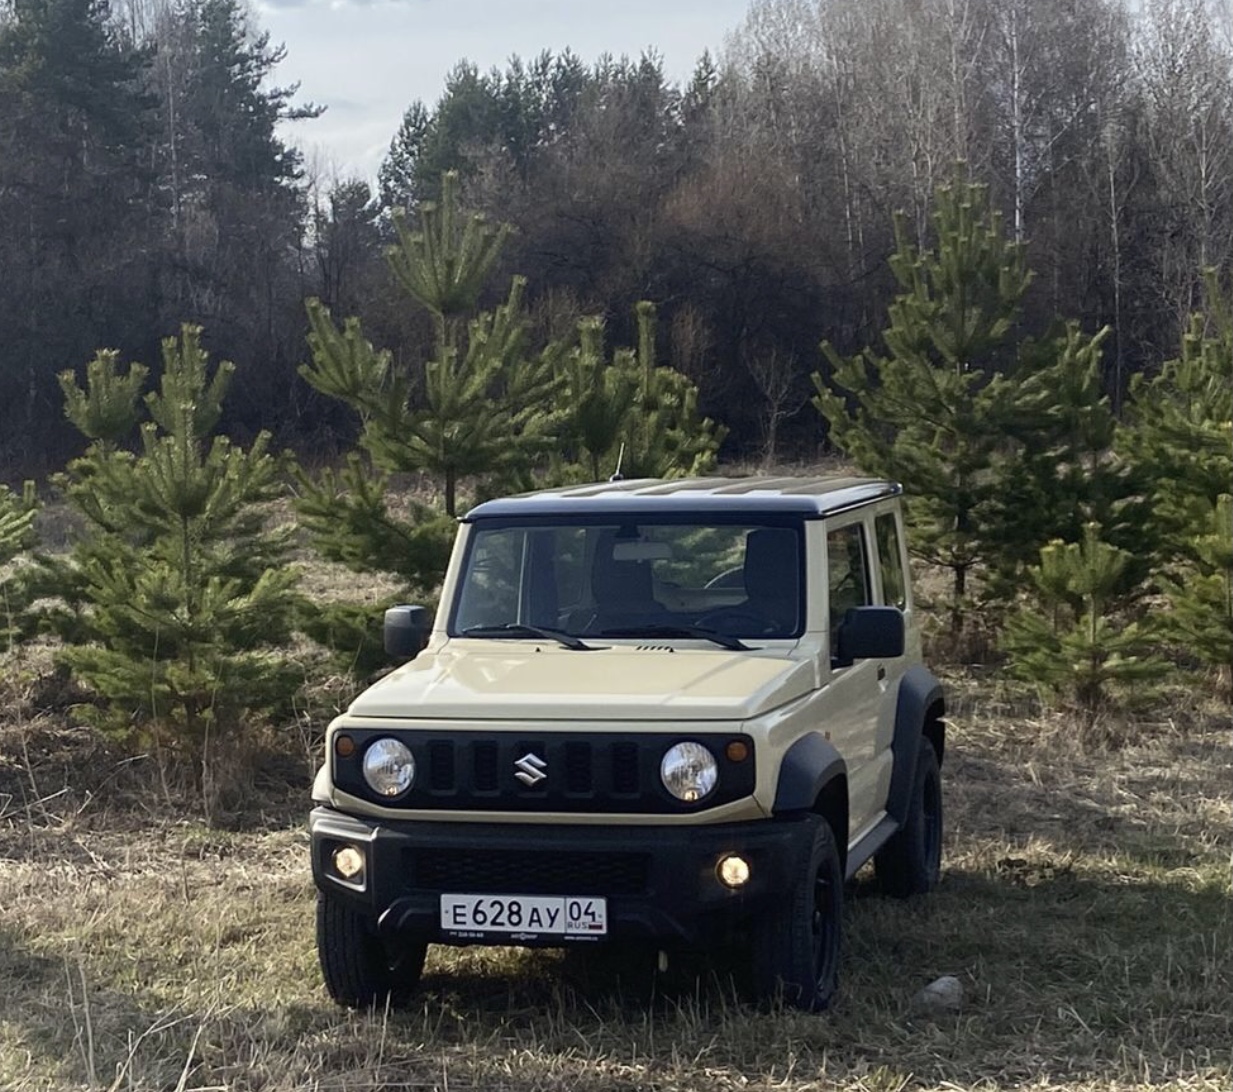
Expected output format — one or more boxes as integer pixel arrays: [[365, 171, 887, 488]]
[[440, 894, 608, 939]]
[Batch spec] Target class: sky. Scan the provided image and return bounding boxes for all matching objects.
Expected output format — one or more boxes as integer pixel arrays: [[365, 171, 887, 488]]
[[254, 0, 755, 185]]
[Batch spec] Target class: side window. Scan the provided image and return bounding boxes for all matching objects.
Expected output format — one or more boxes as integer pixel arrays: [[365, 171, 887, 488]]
[[827, 523, 871, 637], [875, 513, 907, 609]]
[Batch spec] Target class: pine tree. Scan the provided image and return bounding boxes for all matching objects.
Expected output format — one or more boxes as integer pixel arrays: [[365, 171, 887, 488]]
[[1118, 269, 1233, 566], [375, 53, 593, 217], [177, 0, 316, 194], [1159, 494, 1233, 697], [297, 172, 560, 669], [1003, 524, 1168, 725], [144, 0, 320, 425], [0, 482, 36, 559], [618, 302, 725, 479], [812, 178, 1030, 631], [313, 179, 382, 316], [0, 0, 156, 449], [0, 479, 38, 647], [1114, 270, 1232, 698], [555, 317, 640, 481], [984, 323, 1139, 594], [554, 303, 724, 482], [379, 101, 435, 213], [58, 349, 148, 444], [43, 327, 301, 813], [301, 171, 561, 519], [299, 175, 723, 669], [291, 453, 455, 671]]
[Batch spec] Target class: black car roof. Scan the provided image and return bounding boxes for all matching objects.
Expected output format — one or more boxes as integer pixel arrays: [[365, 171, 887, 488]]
[[462, 476, 901, 521]]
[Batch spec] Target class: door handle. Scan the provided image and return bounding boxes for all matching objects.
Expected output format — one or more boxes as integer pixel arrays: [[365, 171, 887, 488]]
[[877, 665, 886, 681]]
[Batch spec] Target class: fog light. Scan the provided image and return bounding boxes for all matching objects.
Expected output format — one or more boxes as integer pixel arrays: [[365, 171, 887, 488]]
[[717, 854, 751, 888], [333, 845, 365, 880]]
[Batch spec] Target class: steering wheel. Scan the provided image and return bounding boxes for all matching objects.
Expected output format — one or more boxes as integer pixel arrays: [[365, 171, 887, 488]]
[[695, 608, 773, 636], [703, 566, 745, 591]]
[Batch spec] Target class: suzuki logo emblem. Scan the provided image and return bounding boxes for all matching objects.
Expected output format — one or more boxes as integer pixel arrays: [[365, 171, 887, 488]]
[[514, 752, 548, 786]]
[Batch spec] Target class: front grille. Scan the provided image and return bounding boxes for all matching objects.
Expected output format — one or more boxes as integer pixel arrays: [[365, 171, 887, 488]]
[[333, 730, 755, 814], [428, 742, 454, 790], [565, 742, 590, 793], [611, 742, 639, 795], [408, 847, 648, 896], [474, 741, 499, 793], [418, 735, 649, 805]]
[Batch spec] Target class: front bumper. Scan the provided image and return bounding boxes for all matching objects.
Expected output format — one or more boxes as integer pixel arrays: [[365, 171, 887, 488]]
[[310, 807, 818, 948]]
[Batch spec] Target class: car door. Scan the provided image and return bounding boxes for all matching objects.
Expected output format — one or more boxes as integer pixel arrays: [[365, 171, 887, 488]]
[[819, 517, 888, 840]]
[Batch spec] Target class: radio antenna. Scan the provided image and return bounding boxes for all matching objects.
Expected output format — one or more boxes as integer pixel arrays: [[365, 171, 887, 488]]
[[609, 442, 626, 482]]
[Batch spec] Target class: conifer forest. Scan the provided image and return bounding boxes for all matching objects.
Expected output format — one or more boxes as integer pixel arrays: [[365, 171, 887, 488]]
[[2, 0, 1231, 466]]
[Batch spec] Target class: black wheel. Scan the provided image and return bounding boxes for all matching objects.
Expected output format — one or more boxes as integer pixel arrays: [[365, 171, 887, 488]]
[[875, 738, 943, 897], [316, 891, 427, 1009], [751, 817, 844, 1011]]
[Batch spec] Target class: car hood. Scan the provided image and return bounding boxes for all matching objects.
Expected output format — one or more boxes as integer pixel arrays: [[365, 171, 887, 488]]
[[347, 639, 815, 722]]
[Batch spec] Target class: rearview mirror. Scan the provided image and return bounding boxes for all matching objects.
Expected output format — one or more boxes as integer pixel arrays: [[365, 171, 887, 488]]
[[612, 540, 673, 562], [834, 606, 905, 667], [384, 604, 431, 660]]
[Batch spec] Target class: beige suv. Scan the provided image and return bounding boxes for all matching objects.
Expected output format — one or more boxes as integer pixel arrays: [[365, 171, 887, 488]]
[[310, 476, 946, 1011]]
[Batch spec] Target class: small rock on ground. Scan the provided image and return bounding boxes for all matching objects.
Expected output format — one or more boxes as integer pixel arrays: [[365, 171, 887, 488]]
[[911, 975, 964, 1013]]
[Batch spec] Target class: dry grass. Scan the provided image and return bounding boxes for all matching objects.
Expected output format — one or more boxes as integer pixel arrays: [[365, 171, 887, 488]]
[[0, 673, 1228, 1092]]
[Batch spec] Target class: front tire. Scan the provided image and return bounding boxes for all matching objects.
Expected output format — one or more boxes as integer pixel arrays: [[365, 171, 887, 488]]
[[316, 891, 427, 1008], [751, 817, 844, 1011], [875, 738, 943, 897]]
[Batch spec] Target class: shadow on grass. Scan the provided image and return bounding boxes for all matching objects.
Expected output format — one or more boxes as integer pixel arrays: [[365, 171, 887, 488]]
[[0, 921, 106, 1088], [414, 939, 743, 1021], [949, 723, 1232, 868], [1, 753, 1229, 1092], [350, 864, 1232, 1088], [0, 921, 59, 993], [1, 856, 1228, 1090]]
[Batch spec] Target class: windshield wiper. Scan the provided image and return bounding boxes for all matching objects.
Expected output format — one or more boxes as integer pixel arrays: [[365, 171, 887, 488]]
[[597, 624, 752, 652], [461, 623, 596, 651]]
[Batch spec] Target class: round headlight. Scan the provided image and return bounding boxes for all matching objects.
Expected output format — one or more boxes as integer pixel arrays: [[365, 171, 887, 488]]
[[362, 738, 415, 798], [660, 742, 718, 803]]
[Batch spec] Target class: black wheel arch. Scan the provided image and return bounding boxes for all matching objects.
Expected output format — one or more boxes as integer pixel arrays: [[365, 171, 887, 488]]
[[772, 732, 849, 874], [887, 665, 946, 826]]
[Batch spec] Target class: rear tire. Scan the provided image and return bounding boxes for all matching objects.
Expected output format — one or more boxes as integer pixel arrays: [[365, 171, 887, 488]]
[[316, 891, 427, 1008], [751, 817, 844, 1011], [875, 738, 943, 897]]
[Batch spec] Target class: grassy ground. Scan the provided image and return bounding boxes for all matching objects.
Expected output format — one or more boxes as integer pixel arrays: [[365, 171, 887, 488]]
[[0, 676, 1229, 1092]]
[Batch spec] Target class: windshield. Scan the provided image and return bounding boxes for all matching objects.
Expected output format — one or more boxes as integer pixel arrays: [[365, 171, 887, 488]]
[[450, 517, 804, 640]]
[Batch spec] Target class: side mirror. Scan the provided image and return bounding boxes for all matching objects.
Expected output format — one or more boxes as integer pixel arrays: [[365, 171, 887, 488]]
[[834, 606, 905, 667], [384, 604, 431, 660]]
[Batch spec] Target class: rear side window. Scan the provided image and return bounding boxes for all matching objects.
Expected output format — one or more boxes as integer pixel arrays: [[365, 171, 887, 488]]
[[826, 524, 870, 637], [875, 513, 907, 609]]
